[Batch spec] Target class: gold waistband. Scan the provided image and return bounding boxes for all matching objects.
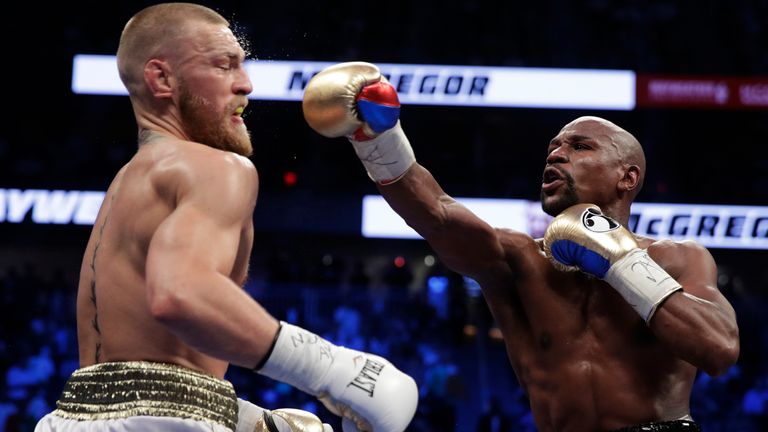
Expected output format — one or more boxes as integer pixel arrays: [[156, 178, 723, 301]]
[[52, 361, 237, 431]]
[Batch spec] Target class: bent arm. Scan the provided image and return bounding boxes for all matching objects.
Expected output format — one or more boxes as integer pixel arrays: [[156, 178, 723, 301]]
[[379, 163, 508, 278], [146, 160, 278, 369], [648, 241, 740, 376]]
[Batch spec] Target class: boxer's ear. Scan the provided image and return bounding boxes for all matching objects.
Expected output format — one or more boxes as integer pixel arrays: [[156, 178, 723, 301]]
[[618, 164, 640, 194], [144, 59, 174, 99]]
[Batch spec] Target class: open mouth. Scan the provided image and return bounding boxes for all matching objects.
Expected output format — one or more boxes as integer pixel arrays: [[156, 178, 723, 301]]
[[231, 105, 246, 123], [541, 167, 566, 191]]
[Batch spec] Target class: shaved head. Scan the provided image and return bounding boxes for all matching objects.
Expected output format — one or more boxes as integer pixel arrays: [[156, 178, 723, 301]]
[[562, 116, 646, 198], [116, 3, 229, 96], [541, 116, 647, 218]]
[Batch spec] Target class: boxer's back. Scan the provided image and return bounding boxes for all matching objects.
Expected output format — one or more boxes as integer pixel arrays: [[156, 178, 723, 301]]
[[76, 137, 232, 375]]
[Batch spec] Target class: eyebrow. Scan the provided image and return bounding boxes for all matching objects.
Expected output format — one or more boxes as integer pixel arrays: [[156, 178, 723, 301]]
[[212, 51, 245, 62], [230, 52, 246, 62], [568, 134, 594, 142], [549, 134, 595, 147]]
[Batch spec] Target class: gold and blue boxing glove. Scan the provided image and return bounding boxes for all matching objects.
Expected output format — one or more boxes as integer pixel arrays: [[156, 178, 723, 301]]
[[543, 203, 683, 323]]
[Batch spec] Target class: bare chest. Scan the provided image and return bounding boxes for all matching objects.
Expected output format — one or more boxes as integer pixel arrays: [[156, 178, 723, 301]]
[[488, 266, 658, 370]]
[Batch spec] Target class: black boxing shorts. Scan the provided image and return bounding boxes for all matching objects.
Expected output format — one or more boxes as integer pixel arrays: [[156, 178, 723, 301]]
[[610, 419, 701, 432]]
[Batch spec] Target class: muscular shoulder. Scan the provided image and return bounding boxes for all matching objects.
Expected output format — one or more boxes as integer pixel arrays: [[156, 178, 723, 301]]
[[172, 140, 255, 181], [647, 238, 709, 258], [647, 238, 715, 277], [154, 140, 257, 184], [496, 228, 542, 268], [187, 148, 257, 191], [497, 228, 537, 251], [137, 138, 258, 215], [462, 228, 550, 291]]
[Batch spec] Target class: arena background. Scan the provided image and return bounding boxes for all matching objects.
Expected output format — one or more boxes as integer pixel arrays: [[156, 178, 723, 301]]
[[2, 1, 768, 430]]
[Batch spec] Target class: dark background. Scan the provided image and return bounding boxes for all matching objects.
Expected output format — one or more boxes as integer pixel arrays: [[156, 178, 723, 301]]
[[1, 1, 768, 431]]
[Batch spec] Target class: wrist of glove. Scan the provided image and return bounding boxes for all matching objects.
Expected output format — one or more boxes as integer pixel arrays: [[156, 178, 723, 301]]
[[603, 248, 683, 322], [236, 398, 333, 432], [349, 121, 415, 184], [544, 203, 682, 323], [256, 322, 418, 432]]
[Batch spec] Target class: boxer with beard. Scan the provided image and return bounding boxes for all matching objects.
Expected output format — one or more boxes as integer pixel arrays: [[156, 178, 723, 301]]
[[35, 7, 417, 432]]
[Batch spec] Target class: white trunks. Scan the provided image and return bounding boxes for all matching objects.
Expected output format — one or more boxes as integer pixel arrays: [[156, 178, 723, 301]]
[[34, 361, 238, 432], [35, 414, 233, 431]]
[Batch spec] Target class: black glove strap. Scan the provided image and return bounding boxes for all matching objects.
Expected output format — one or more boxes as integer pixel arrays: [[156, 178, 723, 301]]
[[254, 322, 283, 371], [262, 410, 279, 432]]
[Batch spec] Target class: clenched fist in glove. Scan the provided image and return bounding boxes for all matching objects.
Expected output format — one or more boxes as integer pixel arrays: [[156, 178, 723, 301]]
[[236, 398, 333, 432], [302, 62, 415, 185], [543, 203, 683, 323], [257, 322, 418, 432]]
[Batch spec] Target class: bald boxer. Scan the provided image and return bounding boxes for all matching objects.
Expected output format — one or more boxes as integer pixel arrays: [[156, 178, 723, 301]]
[[35, 8, 416, 432], [303, 62, 740, 432]]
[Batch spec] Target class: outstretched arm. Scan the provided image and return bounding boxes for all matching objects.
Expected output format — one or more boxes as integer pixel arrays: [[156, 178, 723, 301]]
[[302, 62, 511, 279], [647, 240, 739, 376], [377, 163, 508, 278]]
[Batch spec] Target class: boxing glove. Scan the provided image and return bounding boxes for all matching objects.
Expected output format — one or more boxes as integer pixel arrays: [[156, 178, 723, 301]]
[[543, 203, 682, 323], [237, 398, 334, 432], [302, 62, 415, 185], [257, 322, 418, 432]]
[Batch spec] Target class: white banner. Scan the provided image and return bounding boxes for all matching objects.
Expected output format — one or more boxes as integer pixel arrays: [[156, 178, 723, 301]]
[[362, 195, 768, 250], [362, 195, 545, 239], [7, 186, 763, 250], [0, 189, 105, 225], [629, 202, 768, 249], [72, 55, 635, 110]]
